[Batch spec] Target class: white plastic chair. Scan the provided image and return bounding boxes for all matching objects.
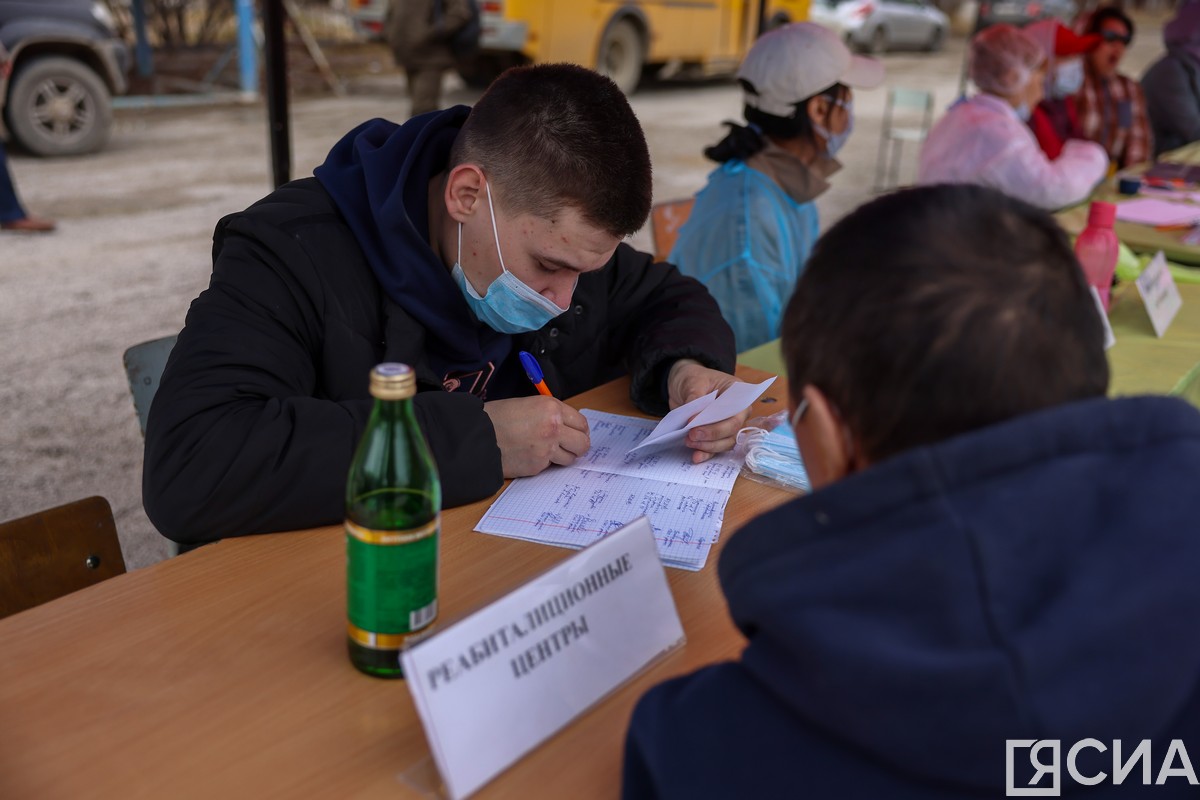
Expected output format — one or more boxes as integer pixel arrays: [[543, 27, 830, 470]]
[[874, 87, 935, 191]]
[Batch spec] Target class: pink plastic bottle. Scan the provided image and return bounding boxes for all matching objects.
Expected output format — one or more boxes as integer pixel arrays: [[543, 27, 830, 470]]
[[1074, 201, 1120, 311]]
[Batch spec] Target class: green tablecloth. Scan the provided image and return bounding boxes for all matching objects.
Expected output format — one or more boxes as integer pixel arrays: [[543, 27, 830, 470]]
[[738, 281, 1200, 406], [1107, 281, 1200, 399], [738, 339, 786, 377]]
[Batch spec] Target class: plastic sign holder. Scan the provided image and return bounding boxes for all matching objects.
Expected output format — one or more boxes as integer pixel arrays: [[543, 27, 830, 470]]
[[400, 516, 684, 799]]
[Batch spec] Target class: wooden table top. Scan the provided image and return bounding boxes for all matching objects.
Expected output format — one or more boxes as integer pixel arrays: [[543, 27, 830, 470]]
[[0, 366, 791, 799]]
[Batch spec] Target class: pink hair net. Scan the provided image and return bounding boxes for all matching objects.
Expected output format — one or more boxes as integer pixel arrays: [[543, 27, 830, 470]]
[[970, 24, 1047, 96]]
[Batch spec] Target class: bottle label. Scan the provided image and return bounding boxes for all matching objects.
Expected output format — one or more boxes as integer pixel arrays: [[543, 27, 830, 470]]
[[346, 517, 439, 649]]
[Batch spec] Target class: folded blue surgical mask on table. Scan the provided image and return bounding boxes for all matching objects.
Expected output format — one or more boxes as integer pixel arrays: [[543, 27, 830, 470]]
[[452, 181, 569, 335], [736, 420, 811, 493]]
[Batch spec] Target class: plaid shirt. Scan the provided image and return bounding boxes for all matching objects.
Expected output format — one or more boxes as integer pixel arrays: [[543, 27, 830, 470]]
[[1077, 70, 1153, 169]]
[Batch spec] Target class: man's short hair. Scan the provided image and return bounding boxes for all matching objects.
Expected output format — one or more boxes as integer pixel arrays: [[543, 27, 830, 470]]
[[1086, 5, 1135, 39], [781, 184, 1109, 463], [449, 63, 652, 239]]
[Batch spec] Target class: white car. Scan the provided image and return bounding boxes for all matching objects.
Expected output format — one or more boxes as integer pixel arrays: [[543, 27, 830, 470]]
[[810, 0, 950, 53]]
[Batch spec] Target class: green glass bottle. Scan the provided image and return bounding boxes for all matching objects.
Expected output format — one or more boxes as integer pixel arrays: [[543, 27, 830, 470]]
[[346, 363, 442, 679]]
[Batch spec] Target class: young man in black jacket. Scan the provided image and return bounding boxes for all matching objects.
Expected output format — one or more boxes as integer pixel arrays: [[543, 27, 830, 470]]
[[144, 64, 744, 545]]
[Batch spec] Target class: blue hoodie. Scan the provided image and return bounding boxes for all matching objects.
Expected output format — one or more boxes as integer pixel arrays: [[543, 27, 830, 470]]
[[314, 107, 521, 395], [624, 395, 1200, 798]]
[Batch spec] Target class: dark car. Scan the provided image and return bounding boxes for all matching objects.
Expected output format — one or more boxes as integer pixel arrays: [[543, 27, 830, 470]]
[[0, 0, 129, 156], [976, 0, 1076, 30]]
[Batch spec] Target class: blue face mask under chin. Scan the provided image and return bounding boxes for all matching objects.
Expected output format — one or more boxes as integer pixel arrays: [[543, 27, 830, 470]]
[[1014, 101, 1033, 122], [451, 180, 570, 335]]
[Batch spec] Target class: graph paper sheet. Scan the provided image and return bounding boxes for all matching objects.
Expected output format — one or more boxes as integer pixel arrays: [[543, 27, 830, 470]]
[[474, 410, 743, 571]]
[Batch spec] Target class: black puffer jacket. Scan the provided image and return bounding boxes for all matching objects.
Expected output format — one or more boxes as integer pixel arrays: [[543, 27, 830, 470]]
[[143, 175, 734, 544]]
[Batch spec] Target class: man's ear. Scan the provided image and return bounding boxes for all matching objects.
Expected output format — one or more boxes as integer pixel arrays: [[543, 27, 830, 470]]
[[444, 164, 484, 224], [790, 384, 860, 490]]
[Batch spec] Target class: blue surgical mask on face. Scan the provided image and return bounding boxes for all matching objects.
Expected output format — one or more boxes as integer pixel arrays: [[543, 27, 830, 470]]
[[812, 97, 854, 158], [451, 180, 570, 334], [1051, 59, 1085, 98]]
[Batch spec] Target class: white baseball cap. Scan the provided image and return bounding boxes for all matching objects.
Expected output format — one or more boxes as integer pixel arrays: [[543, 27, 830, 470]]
[[738, 23, 885, 118]]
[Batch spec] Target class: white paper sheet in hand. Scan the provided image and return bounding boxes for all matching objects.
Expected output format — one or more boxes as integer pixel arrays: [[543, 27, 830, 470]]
[[629, 377, 777, 454]]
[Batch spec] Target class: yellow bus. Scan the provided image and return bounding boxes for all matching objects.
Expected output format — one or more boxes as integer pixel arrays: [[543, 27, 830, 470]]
[[465, 0, 811, 93]]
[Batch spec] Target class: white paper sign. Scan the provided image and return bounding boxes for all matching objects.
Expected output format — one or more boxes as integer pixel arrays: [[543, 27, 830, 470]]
[[1136, 251, 1183, 338], [1089, 286, 1117, 349], [630, 376, 777, 454], [401, 516, 685, 800]]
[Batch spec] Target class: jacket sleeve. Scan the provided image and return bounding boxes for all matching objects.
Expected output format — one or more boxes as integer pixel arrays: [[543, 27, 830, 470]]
[[143, 219, 503, 544], [143, 223, 366, 544], [984, 127, 1109, 211], [622, 682, 677, 800], [412, 390, 504, 506], [601, 244, 737, 416], [1143, 58, 1200, 155]]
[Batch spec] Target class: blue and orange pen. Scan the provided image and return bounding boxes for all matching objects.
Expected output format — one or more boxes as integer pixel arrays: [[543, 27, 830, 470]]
[[519, 350, 554, 398]]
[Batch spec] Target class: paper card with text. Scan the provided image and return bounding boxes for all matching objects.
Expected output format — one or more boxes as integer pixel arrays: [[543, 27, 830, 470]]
[[630, 377, 777, 454], [1136, 251, 1183, 338], [400, 516, 684, 800]]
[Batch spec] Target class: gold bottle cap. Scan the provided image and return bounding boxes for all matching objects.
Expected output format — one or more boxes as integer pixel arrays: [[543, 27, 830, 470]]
[[369, 363, 416, 400]]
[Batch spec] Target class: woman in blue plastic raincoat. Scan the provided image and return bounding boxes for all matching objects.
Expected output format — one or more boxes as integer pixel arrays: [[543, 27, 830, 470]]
[[669, 23, 883, 352]]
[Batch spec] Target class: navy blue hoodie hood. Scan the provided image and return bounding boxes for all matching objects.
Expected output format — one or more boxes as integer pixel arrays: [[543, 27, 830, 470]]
[[314, 108, 515, 381], [717, 395, 1200, 792]]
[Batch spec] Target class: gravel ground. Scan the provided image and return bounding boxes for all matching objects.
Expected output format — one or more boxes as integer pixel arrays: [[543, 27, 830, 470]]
[[0, 15, 1168, 569]]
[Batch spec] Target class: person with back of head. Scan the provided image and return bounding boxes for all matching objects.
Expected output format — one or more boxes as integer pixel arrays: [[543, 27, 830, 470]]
[[1077, 5, 1153, 169], [918, 24, 1107, 209], [1142, 0, 1200, 157], [668, 23, 883, 353], [144, 64, 746, 546], [623, 184, 1200, 799]]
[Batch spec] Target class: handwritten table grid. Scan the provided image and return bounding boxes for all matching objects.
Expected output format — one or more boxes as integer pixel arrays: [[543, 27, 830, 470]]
[[475, 411, 743, 570]]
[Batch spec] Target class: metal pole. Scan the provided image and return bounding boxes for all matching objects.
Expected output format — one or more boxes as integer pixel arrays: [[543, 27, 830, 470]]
[[262, 0, 291, 188], [130, 0, 154, 78], [236, 0, 258, 100]]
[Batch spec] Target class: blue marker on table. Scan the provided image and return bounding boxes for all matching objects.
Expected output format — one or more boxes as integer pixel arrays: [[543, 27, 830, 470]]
[[518, 350, 554, 397]]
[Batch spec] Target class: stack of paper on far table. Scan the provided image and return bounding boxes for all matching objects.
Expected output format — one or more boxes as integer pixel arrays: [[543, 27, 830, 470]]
[[1115, 197, 1200, 227]]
